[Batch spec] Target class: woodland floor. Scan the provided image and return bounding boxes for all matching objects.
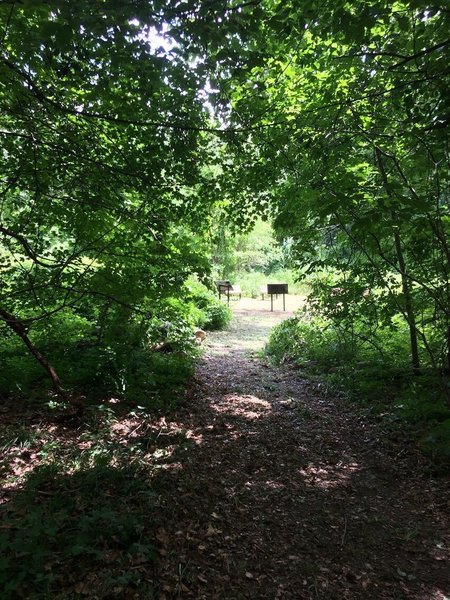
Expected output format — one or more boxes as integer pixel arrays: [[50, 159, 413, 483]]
[[1, 297, 449, 599], [152, 297, 449, 599]]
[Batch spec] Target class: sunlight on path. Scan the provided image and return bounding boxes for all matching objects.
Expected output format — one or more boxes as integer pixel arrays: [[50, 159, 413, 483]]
[[206, 295, 305, 356], [155, 294, 449, 600]]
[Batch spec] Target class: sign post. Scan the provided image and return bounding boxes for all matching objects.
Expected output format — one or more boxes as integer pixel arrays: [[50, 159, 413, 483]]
[[215, 280, 232, 305], [266, 283, 288, 311]]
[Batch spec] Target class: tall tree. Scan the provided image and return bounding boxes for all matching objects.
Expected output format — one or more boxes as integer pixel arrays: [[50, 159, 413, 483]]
[[218, 0, 450, 369], [0, 0, 254, 392]]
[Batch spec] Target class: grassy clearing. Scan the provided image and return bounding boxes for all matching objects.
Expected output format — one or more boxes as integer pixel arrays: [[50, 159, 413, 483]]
[[233, 269, 310, 299]]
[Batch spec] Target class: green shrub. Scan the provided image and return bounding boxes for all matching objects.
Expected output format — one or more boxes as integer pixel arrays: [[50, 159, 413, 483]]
[[397, 380, 450, 424], [266, 315, 355, 368], [266, 313, 450, 470], [202, 302, 232, 330], [183, 278, 231, 330], [0, 301, 200, 407], [184, 278, 218, 310], [419, 419, 450, 468]]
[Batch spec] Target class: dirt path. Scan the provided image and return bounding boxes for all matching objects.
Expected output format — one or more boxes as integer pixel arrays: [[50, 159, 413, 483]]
[[154, 301, 449, 599]]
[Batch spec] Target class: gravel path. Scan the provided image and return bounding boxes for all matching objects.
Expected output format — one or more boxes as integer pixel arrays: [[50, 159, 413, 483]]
[[154, 301, 449, 599]]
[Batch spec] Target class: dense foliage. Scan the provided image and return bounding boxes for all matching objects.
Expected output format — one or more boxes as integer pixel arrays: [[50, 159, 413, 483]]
[[0, 0, 448, 414], [0, 0, 241, 404], [219, 0, 449, 374], [0, 2, 449, 597]]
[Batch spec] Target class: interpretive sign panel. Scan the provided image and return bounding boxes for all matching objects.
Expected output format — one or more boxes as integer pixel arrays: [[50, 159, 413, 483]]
[[267, 283, 288, 295], [266, 283, 288, 311]]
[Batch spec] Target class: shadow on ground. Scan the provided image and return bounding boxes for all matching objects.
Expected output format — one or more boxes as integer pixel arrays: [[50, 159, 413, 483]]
[[151, 321, 449, 599], [0, 302, 448, 599]]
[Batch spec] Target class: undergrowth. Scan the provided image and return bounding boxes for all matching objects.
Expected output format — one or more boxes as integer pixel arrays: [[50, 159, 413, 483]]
[[0, 401, 194, 599], [266, 315, 450, 470], [0, 280, 229, 407], [0, 278, 232, 596], [0, 279, 231, 596]]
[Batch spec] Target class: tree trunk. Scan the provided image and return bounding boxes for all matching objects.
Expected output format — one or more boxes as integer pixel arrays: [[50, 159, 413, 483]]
[[391, 224, 421, 371], [0, 306, 64, 394], [375, 148, 421, 371]]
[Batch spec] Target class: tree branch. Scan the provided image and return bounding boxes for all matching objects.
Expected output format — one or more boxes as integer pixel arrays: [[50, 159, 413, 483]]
[[0, 223, 59, 268], [389, 39, 450, 70], [0, 305, 63, 394]]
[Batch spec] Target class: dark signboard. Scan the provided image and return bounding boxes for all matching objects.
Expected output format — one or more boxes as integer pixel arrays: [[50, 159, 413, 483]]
[[215, 280, 232, 304], [267, 283, 288, 295], [216, 280, 232, 292]]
